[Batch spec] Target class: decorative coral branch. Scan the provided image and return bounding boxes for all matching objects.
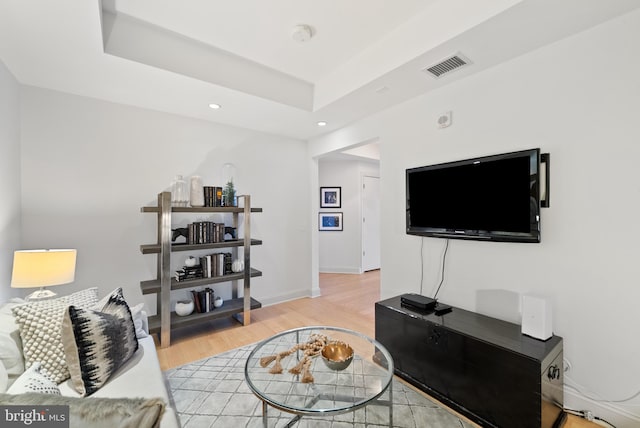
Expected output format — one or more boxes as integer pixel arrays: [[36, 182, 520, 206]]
[[259, 334, 328, 383], [260, 355, 277, 367]]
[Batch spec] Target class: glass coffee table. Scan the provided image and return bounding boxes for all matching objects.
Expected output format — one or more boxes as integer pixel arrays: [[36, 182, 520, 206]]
[[245, 326, 394, 427]]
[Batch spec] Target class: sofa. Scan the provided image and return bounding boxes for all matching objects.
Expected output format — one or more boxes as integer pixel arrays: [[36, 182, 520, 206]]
[[0, 288, 179, 428]]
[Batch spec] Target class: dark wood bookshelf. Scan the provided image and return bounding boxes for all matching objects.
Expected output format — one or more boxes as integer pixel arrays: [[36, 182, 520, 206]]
[[140, 268, 263, 295], [147, 297, 262, 334], [140, 239, 262, 254], [140, 192, 262, 347], [141, 206, 262, 214]]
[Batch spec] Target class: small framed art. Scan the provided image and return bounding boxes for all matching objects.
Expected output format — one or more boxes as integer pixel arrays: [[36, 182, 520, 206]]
[[320, 187, 341, 208], [319, 212, 343, 231]]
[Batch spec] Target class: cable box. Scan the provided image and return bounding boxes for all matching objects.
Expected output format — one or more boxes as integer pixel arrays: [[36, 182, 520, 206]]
[[400, 293, 437, 311]]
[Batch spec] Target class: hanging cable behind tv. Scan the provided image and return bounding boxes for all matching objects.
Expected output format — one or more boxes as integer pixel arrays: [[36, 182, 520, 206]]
[[409, 238, 452, 315]]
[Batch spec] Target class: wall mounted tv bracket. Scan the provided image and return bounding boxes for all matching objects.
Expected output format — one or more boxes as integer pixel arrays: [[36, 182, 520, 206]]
[[541, 153, 550, 208]]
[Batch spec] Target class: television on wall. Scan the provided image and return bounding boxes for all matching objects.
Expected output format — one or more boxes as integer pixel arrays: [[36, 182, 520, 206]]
[[406, 148, 542, 243]]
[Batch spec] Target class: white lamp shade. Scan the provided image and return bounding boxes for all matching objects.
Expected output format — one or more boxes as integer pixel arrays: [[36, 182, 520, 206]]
[[11, 249, 77, 288]]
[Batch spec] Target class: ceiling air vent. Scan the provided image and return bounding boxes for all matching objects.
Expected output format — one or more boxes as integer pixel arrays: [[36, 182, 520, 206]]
[[423, 53, 472, 78]]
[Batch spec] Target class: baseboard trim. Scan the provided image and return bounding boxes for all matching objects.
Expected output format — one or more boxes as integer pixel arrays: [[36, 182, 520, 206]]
[[564, 387, 640, 427], [319, 267, 361, 274], [258, 289, 311, 307]]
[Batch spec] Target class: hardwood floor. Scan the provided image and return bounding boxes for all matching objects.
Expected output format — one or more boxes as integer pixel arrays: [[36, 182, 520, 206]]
[[155, 270, 597, 428], [155, 271, 378, 370]]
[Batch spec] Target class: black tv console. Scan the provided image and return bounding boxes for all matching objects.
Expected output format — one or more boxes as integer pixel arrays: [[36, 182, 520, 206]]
[[375, 296, 564, 428]]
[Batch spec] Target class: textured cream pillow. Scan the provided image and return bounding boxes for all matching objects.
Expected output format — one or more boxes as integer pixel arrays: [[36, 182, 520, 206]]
[[11, 288, 98, 384]]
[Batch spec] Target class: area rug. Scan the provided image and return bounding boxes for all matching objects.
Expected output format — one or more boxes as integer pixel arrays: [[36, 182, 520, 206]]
[[164, 344, 474, 428]]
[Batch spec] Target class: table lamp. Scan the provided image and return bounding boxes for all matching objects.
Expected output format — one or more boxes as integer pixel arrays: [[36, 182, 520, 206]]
[[11, 249, 77, 300]]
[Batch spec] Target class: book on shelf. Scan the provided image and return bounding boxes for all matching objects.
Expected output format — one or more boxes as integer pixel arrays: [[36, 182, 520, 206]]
[[187, 221, 227, 245], [175, 252, 232, 282], [190, 287, 215, 313], [203, 186, 214, 207], [190, 289, 201, 313], [203, 186, 223, 207], [198, 252, 232, 278], [175, 266, 203, 282], [215, 187, 222, 207]]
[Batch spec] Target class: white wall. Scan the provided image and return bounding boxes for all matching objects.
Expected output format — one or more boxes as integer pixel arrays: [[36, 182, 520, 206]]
[[19, 87, 312, 312], [310, 9, 640, 426], [318, 159, 379, 273], [0, 60, 21, 301]]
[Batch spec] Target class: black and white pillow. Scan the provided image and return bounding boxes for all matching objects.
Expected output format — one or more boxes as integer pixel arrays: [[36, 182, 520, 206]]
[[61, 288, 139, 396], [6, 362, 60, 395]]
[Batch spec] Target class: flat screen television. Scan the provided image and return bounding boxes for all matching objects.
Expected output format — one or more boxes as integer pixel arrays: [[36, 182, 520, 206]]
[[406, 148, 541, 243]]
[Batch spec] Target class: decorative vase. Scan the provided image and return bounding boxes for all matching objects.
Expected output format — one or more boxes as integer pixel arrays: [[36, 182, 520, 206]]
[[214, 296, 223, 308], [231, 259, 244, 273], [185, 256, 198, 267], [175, 300, 194, 316], [190, 176, 205, 207], [171, 175, 189, 207]]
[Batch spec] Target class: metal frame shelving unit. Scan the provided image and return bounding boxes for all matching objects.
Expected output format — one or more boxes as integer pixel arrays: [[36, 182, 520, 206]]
[[140, 191, 262, 347]]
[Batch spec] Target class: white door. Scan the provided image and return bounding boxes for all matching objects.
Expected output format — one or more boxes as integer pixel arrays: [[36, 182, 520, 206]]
[[362, 176, 381, 271]]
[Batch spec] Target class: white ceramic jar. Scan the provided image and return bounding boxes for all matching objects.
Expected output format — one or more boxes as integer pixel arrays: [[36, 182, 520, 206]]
[[175, 300, 194, 316], [190, 175, 205, 207]]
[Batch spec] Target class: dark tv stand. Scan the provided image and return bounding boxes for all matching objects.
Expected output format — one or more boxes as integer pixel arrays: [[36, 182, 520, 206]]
[[375, 296, 564, 428]]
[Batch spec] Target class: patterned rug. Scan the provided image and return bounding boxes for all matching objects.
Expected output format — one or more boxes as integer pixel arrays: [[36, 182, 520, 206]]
[[164, 344, 474, 428]]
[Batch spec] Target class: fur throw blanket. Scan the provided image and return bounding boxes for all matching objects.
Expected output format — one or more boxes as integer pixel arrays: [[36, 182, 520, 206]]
[[0, 392, 165, 428]]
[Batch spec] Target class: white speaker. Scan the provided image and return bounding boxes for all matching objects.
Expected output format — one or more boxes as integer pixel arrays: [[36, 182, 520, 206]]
[[521, 295, 553, 341]]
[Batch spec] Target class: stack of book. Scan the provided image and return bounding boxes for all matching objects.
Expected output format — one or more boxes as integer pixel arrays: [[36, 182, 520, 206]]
[[203, 186, 223, 207], [191, 288, 215, 313], [187, 222, 226, 244], [175, 266, 203, 282], [200, 252, 232, 278], [174, 252, 233, 282]]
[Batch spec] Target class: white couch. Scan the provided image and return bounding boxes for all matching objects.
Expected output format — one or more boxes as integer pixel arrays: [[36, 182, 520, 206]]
[[58, 336, 179, 428], [0, 298, 179, 428]]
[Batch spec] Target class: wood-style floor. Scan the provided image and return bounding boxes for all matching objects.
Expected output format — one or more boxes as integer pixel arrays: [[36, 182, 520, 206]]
[[155, 271, 597, 428]]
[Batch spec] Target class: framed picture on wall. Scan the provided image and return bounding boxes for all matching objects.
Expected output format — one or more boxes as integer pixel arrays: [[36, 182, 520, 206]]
[[320, 187, 341, 208], [319, 212, 343, 231]]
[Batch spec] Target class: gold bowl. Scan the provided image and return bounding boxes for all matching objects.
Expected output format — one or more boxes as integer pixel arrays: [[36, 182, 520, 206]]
[[321, 341, 354, 371]]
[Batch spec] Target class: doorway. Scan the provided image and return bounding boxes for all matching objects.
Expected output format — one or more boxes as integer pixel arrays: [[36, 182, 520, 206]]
[[362, 175, 380, 271]]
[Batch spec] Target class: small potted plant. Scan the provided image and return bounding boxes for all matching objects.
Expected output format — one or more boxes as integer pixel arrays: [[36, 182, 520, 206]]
[[222, 179, 236, 207]]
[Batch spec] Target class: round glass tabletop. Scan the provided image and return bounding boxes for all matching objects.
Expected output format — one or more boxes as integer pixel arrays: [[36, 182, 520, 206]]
[[245, 326, 394, 417]]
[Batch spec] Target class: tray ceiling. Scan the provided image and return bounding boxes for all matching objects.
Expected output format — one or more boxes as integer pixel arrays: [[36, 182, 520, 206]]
[[0, 0, 638, 139]]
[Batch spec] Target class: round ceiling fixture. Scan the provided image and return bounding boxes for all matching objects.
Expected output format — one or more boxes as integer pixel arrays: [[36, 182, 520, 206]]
[[208, 103, 221, 109], [291, 25, 313, 43]]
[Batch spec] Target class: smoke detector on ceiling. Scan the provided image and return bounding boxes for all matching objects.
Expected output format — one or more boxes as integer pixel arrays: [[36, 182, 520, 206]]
[[291, 25, 313, 43]]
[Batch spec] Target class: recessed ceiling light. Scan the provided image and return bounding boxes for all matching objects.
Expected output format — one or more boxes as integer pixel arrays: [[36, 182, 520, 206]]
[[208, 103, 221, 109], [317, 121, 327, 127]]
